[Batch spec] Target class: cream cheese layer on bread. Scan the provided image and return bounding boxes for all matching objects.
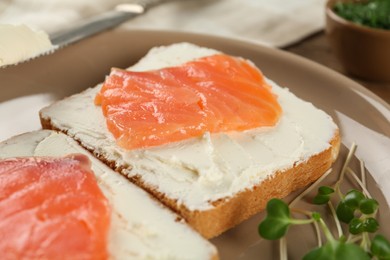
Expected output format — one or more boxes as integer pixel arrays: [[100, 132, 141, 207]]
[[0, 130, 217, 260], [40, 43, 338, 211]]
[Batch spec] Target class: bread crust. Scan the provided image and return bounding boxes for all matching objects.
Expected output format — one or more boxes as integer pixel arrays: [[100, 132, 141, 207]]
[[41, 115, 340, 239]]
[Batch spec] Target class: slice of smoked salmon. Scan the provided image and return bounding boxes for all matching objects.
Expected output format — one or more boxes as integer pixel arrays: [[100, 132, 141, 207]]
[[95, 54, 282, 150], [0, 154, 110, 260]]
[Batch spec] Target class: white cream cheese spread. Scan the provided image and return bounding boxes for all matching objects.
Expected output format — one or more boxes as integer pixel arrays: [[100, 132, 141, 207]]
[[40, 43, 338, 211], [0, 24, 54, 67], [0, 130, 217, 260]]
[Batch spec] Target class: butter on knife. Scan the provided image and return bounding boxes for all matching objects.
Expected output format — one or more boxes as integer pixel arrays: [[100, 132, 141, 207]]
[[0, 24, 55, 67]]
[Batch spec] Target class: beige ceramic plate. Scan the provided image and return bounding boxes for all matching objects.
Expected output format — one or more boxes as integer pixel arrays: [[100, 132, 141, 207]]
[[0, 30, 389, 259]]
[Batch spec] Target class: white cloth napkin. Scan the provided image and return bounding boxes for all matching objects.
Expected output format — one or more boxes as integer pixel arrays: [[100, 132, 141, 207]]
[[0, 0, 326, 47]]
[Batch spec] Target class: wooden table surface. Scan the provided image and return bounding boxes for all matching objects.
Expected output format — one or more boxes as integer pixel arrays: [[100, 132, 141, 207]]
[[284, 31, 390, 105]]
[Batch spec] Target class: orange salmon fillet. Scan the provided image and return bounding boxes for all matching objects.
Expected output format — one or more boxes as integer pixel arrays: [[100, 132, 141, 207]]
[[95, 54, 282, 150], [0, 154, 110, 260]]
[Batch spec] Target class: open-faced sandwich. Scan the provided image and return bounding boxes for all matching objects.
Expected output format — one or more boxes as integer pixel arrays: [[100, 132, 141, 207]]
[[39, 42, 340, 239], [0, 130, 218, 259]]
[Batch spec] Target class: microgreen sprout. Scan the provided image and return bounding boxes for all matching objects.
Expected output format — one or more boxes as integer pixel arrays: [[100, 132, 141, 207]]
[[258, 198, 315, 240], [371, 235, 390, 259], [313, 186, 335, 205], [258, 143, 390, 259]]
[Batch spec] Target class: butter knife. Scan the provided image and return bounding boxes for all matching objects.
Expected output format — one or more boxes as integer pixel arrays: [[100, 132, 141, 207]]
[[50, 0, 166, 48], [0, 0, 168, 68]]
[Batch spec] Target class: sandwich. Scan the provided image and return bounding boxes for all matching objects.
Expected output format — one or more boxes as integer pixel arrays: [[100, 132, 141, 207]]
[[0, 130, 218, 259], [39, 42, 340, 238]]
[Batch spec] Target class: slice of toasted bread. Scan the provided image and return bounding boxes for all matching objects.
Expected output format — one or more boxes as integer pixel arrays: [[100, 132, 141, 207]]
[[0, 130, 218, 259], [40, 43, 340, 238]]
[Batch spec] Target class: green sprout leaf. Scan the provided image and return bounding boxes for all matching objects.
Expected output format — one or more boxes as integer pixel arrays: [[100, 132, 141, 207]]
[[371, 234, 390, 260], [347, 217, 379, 235], [313, 186, 335, 205], [363, 217, 379, 233], [319, 186, 335, 195], [258, 199, 291, 240], [349, 218, 364, 235], [336, 201, 355, 223], [359, 198, 379, 215], [336, 190, 367, 224], [313, 195, 330, 205], [344, 190, 366, 209], [303, 240, 370, 260]]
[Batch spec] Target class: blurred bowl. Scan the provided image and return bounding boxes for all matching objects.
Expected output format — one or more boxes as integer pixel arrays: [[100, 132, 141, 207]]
[[326, 0, 390, 82]]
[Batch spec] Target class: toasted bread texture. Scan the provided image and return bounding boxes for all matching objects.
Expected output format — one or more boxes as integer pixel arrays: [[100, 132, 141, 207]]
[[40, 43, 340, 238]]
